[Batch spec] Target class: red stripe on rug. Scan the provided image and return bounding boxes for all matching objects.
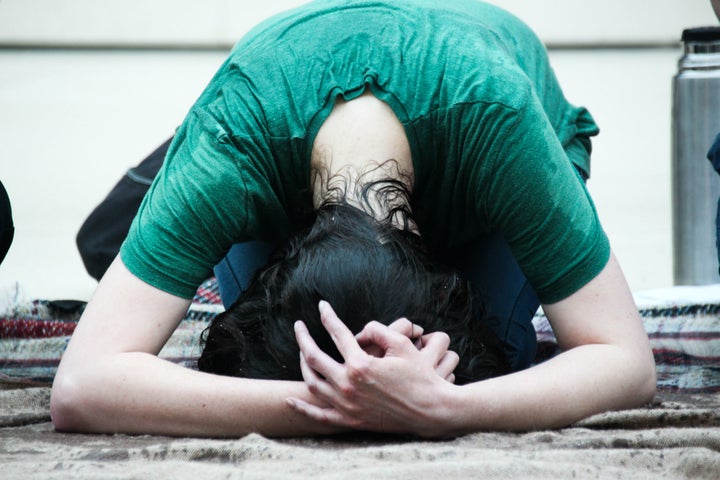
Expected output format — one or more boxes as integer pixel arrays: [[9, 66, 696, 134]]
[[0, 318, 77, 338]]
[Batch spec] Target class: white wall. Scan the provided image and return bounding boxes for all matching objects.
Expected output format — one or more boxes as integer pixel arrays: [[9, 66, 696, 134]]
[[0, 0, 717, 48]]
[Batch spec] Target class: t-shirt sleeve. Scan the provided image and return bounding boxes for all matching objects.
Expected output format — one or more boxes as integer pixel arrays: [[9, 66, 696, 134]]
[[120, 108, 253, 299], [475, 93, 611, 305]]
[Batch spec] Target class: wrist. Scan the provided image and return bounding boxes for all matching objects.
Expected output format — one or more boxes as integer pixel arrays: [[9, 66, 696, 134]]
[[417, 381, 467, 438]]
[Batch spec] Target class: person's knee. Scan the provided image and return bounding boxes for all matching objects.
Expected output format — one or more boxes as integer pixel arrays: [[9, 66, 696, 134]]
[[504, 318, 538, 371], [716, 198, 720, 275], [496, 281, 539, 371], [214, 241, 277, 308], [445, 235, 540, 372]]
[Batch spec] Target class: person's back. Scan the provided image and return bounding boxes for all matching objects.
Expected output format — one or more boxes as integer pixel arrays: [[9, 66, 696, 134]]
[[121, 0, 602, 305]]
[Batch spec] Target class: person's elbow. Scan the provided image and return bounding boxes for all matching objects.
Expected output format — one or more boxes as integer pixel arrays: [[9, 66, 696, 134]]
[[640, 356, 658, 405], [50, 368, 93, 432], [631, 345, 657, 408]]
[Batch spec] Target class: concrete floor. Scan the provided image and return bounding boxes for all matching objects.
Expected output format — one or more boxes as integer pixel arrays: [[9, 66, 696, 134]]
[[0, 47, 685, 300]]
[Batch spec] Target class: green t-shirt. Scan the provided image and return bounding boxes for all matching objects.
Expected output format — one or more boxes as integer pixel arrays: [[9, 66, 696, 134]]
[[121, 0, 609, 304]]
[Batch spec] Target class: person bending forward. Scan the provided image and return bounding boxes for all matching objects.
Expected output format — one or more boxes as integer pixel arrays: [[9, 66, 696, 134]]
[[51, 0, 655, 437]]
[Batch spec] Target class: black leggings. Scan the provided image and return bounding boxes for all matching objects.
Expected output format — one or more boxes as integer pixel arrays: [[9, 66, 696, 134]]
[[0, 180, 13, 265]]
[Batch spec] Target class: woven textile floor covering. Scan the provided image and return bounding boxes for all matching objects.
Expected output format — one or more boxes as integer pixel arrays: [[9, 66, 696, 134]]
[[1, 281, 720, 479]]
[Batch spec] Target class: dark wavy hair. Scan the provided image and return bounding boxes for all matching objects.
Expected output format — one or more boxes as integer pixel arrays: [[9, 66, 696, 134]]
[[198, 175, 509, 384]]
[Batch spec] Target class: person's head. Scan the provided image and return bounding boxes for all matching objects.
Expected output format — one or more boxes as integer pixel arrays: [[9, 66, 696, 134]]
[[198, 180, 509, 384]]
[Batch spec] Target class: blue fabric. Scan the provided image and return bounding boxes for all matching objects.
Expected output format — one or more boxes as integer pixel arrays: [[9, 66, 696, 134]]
[[213, 241, 277, 308], [707, 133, 720, 174], [707, 133, 720, 274], [440, 232, 539, 372]]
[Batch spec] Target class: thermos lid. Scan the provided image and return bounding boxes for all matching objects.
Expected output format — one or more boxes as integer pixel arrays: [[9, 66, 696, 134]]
[[681, 27, 720, 57], [682, 27, 720, 43]]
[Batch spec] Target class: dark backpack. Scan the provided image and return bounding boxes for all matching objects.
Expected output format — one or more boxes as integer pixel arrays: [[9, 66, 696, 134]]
[[76, 138, 172, 280], [0, 180, 13, 265]]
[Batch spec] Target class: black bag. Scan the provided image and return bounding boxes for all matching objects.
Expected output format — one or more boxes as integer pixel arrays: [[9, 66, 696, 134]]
[[0, 179, 13, 265], [77, 138, 172, 280]]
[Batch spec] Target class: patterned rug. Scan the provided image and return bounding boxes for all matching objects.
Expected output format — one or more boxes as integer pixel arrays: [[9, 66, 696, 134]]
[[1, 279, 719, 392], [0, 278, 223, 386]]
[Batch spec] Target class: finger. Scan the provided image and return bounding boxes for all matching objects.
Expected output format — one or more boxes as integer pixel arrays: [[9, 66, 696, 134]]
[[286, 398, 363, 429], [445, 373, 456, 384], [387, 318, 424, 338], [299, 352, 340, 400], [418, 331, 451, 363], [434, 350, 460, 379], [318, 301, 366, 360], [359, 318, 423, 344], [356, 320, 415, 355], [294, 320, 344, 381]]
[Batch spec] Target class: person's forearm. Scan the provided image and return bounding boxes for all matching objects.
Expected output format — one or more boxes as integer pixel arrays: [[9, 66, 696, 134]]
[[286, 254, 657, 437], [432, 255, 658, 436], [436, 344, 656, 435], [51, 353, 335, 437]]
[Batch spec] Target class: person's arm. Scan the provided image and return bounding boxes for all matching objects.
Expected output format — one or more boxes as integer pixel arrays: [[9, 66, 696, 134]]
[[50, 257, 342, 437], [287, 252, 656, 437]]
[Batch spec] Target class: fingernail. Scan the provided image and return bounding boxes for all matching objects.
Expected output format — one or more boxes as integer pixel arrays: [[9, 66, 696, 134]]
[[286, 398, 296, 408]]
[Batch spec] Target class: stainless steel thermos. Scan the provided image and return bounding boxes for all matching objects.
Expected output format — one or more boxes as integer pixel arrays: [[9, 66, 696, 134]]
[[672, 26, 720, 285]]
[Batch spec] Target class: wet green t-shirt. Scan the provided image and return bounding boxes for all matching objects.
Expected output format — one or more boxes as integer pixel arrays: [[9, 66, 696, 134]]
[[121, 0, 609, 304]]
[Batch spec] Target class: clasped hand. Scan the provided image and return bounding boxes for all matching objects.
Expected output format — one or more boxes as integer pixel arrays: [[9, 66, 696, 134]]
[[286, 301, 459, 437]]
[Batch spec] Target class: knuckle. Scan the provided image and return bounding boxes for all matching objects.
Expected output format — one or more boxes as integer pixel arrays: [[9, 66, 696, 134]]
[[303, 351, 319, 366], [429, 331, 451, 350], [391, 318, 412, 332], [319, 412, 335, 424], [365, 320, 383, 331], [338, 382, 357, 398], [347, 358, 372, 381], [306, 380, 320, 395]]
